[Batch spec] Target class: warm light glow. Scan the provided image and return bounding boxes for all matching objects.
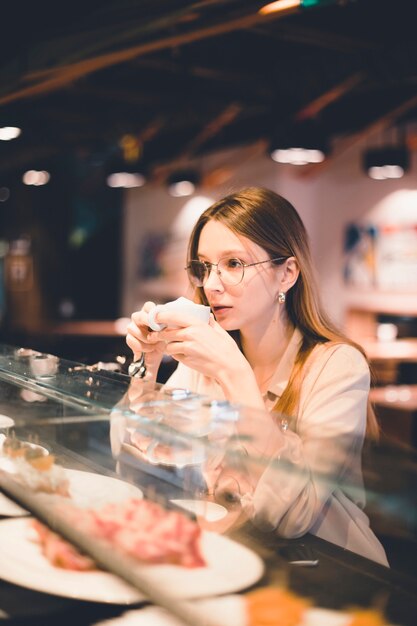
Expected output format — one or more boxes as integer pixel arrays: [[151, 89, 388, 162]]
[[368, 165, 405, 180], [172, 196, 214, 237], [259, 0, 300, 15], [0, 126, 21, 141], [119, 134, 141, 161], [270, 147, 325, 165], [114, 317, 131, 335], [22, 170, 50, 185], [384, 386, 412, 403], [168, 180, 195, 197], [376, 323, 398, 343], [107, 172, 146, 188]]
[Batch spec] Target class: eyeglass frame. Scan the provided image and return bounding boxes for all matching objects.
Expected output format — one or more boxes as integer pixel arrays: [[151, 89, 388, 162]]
[[185, 255, 288, 287]]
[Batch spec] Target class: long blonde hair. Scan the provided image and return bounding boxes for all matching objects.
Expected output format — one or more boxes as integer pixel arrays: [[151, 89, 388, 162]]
[[187, 187, 379, 439]]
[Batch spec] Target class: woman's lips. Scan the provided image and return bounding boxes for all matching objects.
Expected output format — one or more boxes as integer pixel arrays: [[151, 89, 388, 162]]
[[212, 305, 232, 316]]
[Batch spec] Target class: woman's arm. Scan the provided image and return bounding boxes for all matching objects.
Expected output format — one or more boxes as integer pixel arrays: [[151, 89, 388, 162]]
[[245, 344, 369, 536]]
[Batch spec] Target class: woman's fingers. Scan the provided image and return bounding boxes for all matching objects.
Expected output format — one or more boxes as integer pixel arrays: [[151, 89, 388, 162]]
[[131, 301, 156, 327], [126, 301, 164, 356], [151, 309, 210, 330]]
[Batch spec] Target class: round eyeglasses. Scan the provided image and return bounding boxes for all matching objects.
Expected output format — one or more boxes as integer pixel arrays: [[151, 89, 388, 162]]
[[185, 256, 287, 287]]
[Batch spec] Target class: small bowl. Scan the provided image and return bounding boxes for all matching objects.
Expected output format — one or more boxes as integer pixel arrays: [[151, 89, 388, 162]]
[[29, 354, 59, 378]]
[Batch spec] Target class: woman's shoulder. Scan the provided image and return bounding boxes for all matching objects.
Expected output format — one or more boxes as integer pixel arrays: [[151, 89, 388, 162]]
[[307, 340, 370, 380]]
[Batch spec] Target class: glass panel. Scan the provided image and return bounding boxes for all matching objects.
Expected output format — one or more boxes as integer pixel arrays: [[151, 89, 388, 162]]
[[1, 342, 417, 626]]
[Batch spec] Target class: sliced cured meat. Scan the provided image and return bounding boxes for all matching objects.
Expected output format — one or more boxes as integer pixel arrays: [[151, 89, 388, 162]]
[[31, 498, 205, 571]]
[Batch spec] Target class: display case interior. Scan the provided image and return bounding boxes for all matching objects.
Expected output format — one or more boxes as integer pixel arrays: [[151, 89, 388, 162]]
[[0, 343, 417, 626]]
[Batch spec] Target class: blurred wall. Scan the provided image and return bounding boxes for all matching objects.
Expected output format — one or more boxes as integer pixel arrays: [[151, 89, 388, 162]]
[[122, 142, 417, 327]]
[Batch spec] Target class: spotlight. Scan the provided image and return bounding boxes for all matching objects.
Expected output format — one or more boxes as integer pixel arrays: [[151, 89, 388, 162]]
[[106, 157, 147, 188], [269, 121, 328, 165], [22, 170, 50, 186], [107, 172, 146, 188], [363, 146, 409, 180], [167, 170, 199, 197], [0, 126, 21, 141]]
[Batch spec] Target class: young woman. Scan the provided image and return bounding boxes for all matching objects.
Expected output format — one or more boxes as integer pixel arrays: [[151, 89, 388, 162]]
[[126, 187, 388, 565]]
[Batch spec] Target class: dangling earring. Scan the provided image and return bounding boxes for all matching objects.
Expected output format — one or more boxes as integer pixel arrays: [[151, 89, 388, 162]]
[[278, 291, 286, 304]]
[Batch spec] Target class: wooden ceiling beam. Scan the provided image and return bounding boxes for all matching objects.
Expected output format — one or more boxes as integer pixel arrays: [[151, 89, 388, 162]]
[[19, 4, 209, 82], [150, 103, 243, 183], [133, 58, 272, 98], [294, 71, 365, 121], [176, 103, 243, 161], [0, 7, 300, 107], [136, 117, 165, 145]]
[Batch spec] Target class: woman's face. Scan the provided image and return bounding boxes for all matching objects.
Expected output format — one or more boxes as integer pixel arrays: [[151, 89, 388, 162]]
[[197, 220, 284, 334]]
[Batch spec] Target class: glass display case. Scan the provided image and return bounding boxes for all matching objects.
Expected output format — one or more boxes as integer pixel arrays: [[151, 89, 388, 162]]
[[0, 343, 417, 626]]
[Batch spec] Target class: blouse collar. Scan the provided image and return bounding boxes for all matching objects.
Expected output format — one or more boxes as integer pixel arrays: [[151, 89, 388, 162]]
[[266, 327, 303, 400]]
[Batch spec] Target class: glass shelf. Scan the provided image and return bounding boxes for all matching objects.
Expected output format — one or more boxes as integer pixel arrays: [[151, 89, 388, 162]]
[[0, 342, 417, 626]]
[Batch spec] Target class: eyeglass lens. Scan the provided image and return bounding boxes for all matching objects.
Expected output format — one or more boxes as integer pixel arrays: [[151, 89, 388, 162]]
[[188, 258, 244, 287]]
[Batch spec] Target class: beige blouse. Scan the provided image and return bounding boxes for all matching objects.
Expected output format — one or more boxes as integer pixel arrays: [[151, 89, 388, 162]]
[[165, 328, 388, 566]]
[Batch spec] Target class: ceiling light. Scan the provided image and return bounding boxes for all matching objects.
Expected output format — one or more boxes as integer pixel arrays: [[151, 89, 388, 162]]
[[269, 121, 328, 165], [106, 172, 146, 188], [0, 126, 21, 141], [363, 146, 409, 180], [270, 147, 325, 165], [167, 170, 199, 197], [106, 155, 147, 188], [259, 0, 337, 15], [259, 0, 300, 14], [22, 170, 50, 186]]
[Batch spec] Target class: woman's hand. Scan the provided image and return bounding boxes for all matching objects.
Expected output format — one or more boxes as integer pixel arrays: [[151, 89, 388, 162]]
[[126, 302, 166, 382], [154, 310, 241, 377], [152, 309, 265, 409]]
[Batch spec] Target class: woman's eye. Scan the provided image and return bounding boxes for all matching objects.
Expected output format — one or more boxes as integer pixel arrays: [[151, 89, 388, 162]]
[[226, 258, 243, 269]]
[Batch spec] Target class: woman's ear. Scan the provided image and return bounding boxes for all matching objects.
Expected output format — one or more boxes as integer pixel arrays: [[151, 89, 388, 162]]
[[280, 256, 300, 292]]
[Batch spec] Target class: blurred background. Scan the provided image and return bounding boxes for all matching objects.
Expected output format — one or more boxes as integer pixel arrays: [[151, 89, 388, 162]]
[[0, 0, 416, 445]]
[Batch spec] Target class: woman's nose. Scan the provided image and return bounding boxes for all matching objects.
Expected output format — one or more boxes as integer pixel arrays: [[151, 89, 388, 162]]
[[204, 265, 224, 291]]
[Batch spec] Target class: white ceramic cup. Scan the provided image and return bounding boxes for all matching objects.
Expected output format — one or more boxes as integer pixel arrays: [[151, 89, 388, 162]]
[[147, 297, 210, 331]]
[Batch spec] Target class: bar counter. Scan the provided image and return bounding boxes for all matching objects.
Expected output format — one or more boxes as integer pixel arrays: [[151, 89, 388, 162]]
[[0, 344, 416, 626], [0, 516, 416, 626]]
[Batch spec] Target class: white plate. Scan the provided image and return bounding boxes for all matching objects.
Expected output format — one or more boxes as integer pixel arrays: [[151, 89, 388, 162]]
[[0, 436, 50, 517], [0, 434, 49, 472], [94, 597, 355, 626], [66, 469, 143, 508], [0, 465, 143, 517], [94, 596, 247, 626], [126, 433, 206, 468], [0, 518, 264, 604], [0, 415, 15, 430], [0, 494, 28, 517], [170, 499, 227, 522]]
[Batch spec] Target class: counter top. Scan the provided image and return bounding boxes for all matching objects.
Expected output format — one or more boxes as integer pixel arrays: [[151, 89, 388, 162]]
[[370, 385, 417, 411], [0, 517, 416, 626], [363, 339, 417, 363]]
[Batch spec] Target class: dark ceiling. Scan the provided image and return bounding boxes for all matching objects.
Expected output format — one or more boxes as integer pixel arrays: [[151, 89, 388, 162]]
[[1, 0, 417, 180]]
